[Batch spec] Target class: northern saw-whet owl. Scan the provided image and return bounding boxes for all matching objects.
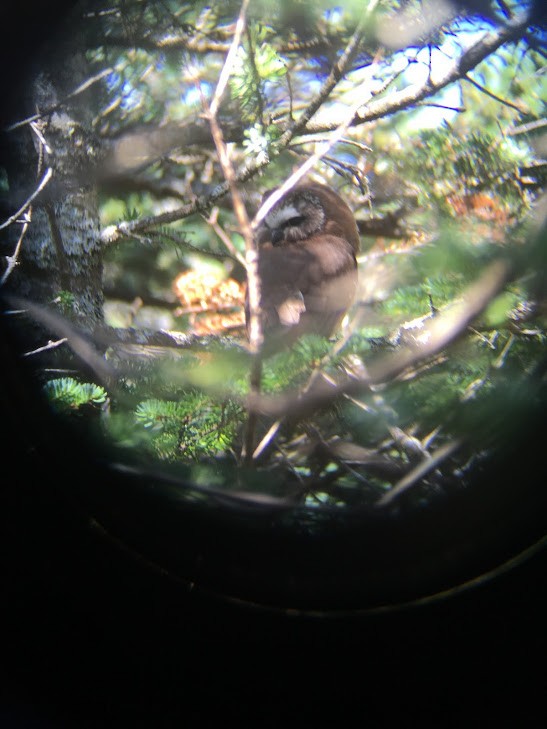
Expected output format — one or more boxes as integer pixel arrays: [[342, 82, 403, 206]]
[[248, 181, 360, 350]]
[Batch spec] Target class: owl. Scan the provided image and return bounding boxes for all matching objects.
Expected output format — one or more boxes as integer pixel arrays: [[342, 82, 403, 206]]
[[248, 181, 360, 350]]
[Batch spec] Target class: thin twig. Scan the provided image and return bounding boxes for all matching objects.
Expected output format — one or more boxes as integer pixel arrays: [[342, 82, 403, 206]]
[[208, 0, 249, 117], [289, 136, 372, 153], [1, 209, 31, 286], [22, 338, 69, 357], [414, 101, 466, 112], [375, 438, 462, 508], [6, 295, 117, 387], [493, 332, 515, 369], [198, 0, 263, 463], [204, 208, 247, 267], [252, 50, 383, 231], [6, 68, 114, 131], [0, 167, 53, 231], [252, 418, 284, 461], [29, 120, 52, 155], [99, 18, 530, 244], [275, 0, 379, 149], [507, 118, 547, 136], [463, 73, 527, 113], [246, 259, 510, 421], [252, 308, 364, 462], [149, 225, 240, 262]]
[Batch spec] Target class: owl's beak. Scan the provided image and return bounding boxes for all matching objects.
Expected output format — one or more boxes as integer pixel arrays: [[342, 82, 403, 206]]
[[271, 229, 284, 245]]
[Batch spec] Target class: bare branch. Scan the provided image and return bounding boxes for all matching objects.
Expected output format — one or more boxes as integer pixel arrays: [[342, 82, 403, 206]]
[[276, 0, 380, 149], [5, 296, 117, 388], [98, 17, 530, 244], [197, 0, 264, 463], [0, 167, 52, 232], [507, 119, 547, 136], [6, 68, 114, 131], [1, 209, 31, 286], [204, 208, 247, 268], [375, 439, 463, 508], [306, 16, 531, 133], [252, 51, 382, 231], [22, 338, 69, 357], [209, 0, 249, 118], [246, 259, 511, 421], [463, 73, 527, 113]]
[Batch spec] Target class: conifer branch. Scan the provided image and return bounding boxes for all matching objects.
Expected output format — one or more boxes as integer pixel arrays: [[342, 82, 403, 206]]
[[98, 17, 530, 245], [246, 260, 511, 421]]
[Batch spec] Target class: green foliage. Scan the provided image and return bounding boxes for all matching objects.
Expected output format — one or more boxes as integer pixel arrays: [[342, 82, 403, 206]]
[[483, 290, 521, 328], [400, 126, 532, 214], [30, 0, 546, 508], [55, 291, 77, 316], [229, 23, 287, 123], [261, 335, 334, 392], [44, 378, 108, 413], [463, 43, 547, 127], [134, 393, 243, 461]]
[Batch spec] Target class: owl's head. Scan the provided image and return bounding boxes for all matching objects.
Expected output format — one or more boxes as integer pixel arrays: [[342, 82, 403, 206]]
[[263, 188, 325, 244], [257, 181, 361, 252]]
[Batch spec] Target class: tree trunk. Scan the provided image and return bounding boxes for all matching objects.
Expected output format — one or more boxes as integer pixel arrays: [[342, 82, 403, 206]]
[[2, 50, 105, 365]]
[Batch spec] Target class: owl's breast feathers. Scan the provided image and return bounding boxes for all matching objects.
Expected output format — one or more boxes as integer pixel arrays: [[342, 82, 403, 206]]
[[257, 234, 357, 340], [250, 182, 360, 346]]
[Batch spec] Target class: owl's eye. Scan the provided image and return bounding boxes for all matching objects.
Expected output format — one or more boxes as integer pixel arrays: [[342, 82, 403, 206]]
[[285, 215, 306, 228], [271, 215, 307, 244]]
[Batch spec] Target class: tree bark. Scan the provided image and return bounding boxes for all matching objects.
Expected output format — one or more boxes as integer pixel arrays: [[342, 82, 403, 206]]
[[2, 51, 105, 362]]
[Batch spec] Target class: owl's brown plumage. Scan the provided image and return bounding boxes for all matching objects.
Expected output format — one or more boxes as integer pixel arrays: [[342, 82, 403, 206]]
[[248, 181, 360, 349]]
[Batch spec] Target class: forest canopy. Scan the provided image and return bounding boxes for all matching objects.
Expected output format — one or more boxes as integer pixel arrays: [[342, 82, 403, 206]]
[[1, 0, 546, 511]]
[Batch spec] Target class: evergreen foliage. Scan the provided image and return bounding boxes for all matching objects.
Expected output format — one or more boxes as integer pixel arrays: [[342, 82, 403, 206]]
[[44, 378, 108, 413], [134, 394, 242, 461], [6, 0, 546, 508]]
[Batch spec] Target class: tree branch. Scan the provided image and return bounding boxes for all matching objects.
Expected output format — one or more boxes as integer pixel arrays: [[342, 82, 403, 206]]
[[6, 68, 114, 132], [196, 0, 264, 464], [462, 73, 528, 113], [306, 16, 531, 133], [99, 16, 530, 245], [375, 439, 462, 508], [246, 259, 511, 421], [275, 0, 379, 149], [0, 167, 52, 231]]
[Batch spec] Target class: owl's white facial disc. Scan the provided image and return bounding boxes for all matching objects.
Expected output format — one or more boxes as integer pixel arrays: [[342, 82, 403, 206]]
[[265, 203, 302, 232], [265, 193, 325, 244]]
